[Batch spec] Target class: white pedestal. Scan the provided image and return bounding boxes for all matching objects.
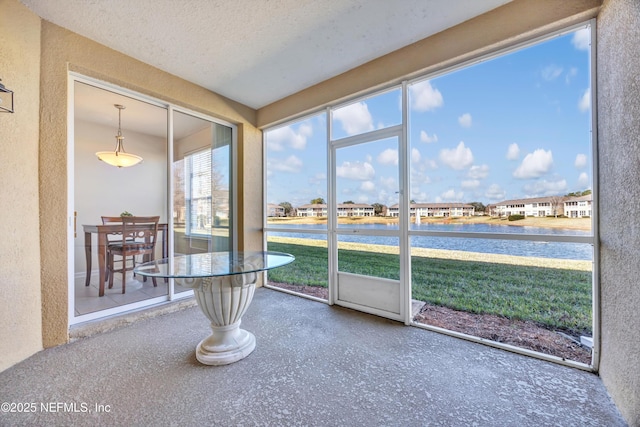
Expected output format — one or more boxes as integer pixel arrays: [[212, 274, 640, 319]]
[[182, 270, 258, 366], [196, 321, 256, 365]]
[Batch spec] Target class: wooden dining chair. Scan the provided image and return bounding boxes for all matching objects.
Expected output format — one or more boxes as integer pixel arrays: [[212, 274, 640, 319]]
[[106, 216, 160, 293], [101, 216, 136, 283]]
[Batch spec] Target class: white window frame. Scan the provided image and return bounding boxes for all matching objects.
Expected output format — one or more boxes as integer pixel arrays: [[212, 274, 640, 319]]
[[262, 19, 598, 371]]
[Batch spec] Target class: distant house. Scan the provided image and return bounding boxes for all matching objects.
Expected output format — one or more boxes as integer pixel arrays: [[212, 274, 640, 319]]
[[491, 195, 592, 218], [267, 203, 285, 217], [564, 195, 592, 218], [296, 204, 327, 217], [337, 203, 374, 217], [295, 203, 375, 217], [387, 203, 475, 218]]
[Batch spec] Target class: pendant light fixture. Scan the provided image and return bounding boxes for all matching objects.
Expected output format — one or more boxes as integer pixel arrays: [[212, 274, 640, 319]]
[[96, 104, 143, 168]]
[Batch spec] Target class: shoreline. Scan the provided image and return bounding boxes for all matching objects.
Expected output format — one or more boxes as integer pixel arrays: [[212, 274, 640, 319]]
[[267, 236, 592, 271], [267, 215, 592, 231]]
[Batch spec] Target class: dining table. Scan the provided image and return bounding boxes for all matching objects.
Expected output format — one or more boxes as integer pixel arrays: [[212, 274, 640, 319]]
[[133, 251, 295, 365], [82, 223, 168, 297]]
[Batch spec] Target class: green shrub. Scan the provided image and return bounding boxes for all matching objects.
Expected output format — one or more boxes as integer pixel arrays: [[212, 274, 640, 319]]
[[508, 214, 525, 221]]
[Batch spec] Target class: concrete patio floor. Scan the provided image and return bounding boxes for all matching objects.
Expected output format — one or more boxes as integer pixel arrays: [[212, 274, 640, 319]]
[[0, 288, 626, 426]]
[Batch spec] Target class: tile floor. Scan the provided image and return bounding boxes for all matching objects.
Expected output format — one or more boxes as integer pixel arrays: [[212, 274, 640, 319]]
[[74, 270, 190, 316]]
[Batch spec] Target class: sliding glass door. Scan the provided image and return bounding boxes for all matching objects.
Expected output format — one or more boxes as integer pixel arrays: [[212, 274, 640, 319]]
[[71, 76, 235, 323], [172, 111, 235, 294]]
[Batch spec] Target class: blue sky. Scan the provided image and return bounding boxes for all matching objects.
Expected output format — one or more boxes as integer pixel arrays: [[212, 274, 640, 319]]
[[266, 26, 592, 209]]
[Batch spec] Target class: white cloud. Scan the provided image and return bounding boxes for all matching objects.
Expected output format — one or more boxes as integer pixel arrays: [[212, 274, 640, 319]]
[[420, 130, 438, 143], [468, 164, 489, 179], [269, 155, 303, 173], [336, 161, 375, 180], [513, 149, 553, 179], [523, 179, 568, 197], [356, 194, 370, 204], [578, 172, 589, 187], [566, 67, 578, 84], [308, 172, 326, 185], [572, 28, 590, 51], [411, 148, 421, 164], [461, 180, 480, 189], [266, 123, 312, 151], [377, 148, 398, 166], [410, 169, 431, 191], [575, 154, 588, 169], [485, 184, 506, 201], [439, 141, 474, 170], [507, 143, 520, 160], [579, 88, 591, 112], [360, 180, 376, 192], [409, 80, 444, 112], [412, 193, 429, 203], [440, 189, 464, 201], [293, 124, 312, 148], [379, 176, 397, 191], [542, 64, 563, 81], [333, 101, 374, 135], [458, 113, 472, 128], [377, 188, 391, 205]]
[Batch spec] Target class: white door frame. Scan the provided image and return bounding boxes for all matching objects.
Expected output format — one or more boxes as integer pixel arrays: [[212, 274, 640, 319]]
[[328, 124, 410, 322]]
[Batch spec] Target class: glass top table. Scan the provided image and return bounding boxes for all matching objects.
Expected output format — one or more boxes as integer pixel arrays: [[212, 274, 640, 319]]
[[134, 251, 294, 366], [134, 251, 294, 279]]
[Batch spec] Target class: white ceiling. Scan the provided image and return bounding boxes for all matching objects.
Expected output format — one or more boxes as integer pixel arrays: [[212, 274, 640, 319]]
[[21, 0, 510, 110], [74, 81, 209, 139]]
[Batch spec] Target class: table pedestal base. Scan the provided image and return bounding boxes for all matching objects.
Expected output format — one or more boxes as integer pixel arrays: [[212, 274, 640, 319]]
[[196, 321, 256, 365], [184, 270, 258, 366]]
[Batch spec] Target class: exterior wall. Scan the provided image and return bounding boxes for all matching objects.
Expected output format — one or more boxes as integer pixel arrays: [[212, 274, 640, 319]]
[[597, 0, 640, 424], [236, 123, 264, 254], [297, 204, 374, 217], [564, 200, 592, 218], [491, 198, 592, 218], [337, 205, 374, 217], [296, 204, 327, 217], [267, 204, 285, 217], [38, 21, 260, 349], [0, 0, 43, 372], [389, 204, 475, 218]]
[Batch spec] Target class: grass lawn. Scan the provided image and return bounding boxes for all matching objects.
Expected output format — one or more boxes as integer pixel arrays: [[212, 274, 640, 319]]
[[267, 241, 592, 336]]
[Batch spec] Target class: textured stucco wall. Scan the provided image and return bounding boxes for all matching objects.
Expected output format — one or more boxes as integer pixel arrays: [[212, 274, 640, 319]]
[[597, 0, 640, 425], [237, 123, 265, 252], [0, 0, 43, 371], [39, 21, 261, 348]]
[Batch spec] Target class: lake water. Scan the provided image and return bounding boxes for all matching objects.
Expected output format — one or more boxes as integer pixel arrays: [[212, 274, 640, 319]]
[[267, 223, 593, 261]]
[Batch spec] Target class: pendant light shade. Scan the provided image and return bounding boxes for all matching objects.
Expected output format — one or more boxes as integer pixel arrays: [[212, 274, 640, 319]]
[[96, 104, 143, 168]]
